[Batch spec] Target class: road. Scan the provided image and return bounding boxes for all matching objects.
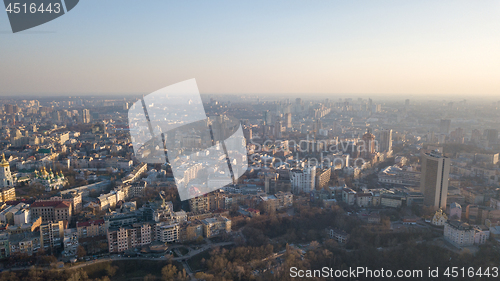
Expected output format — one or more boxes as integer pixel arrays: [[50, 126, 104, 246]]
[[6, 240, 235, 280]]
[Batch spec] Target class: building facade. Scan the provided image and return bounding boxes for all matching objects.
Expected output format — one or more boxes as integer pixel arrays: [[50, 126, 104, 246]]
[[420, 151, 450, 209]]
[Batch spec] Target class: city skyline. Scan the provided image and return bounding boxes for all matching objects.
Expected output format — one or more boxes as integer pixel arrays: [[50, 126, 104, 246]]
[[3, 1, 500, 279]]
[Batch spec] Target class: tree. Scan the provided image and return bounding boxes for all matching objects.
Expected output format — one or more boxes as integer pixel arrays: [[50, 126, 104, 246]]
[[67, 269, 89, 281], [105, 264, 118, 277], [162, 264, 178, 281], [27, 267, 43, 281], [0, 272, 20, 281], [77, 245, 86, 258]]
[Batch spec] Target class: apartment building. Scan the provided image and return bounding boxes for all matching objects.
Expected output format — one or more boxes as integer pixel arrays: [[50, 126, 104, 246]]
[[30, 201, 72, 223], [189, 195, 210, 213], [444, 220, 489, 247], [275, 191, 293, 209], [107, 223, 153, 253], [155, 222, 179, 243], [40, 221, 65, 250], [201, 216, 231, 238], [315, 168, 331, 189], [328, 228, 349, 244], [179, 221, 204, 242], [355, 192, 373, 208], [62, 228, 79, 257], [76, 219, 107, 238], [342, 188, 356, 206], [0, 187, 16, 203], [8, 233, 41, 256]]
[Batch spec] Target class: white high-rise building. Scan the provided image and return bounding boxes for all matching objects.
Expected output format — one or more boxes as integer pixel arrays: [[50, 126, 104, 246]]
[[82, 109, 91, 124], [290, 166, 316, 194]]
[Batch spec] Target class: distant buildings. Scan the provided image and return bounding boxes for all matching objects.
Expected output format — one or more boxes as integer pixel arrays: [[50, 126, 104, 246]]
[[378, 129, 393, 153], [484, 129, 498, 147], [285, 113, 292, 129], [361, 130, 376, 158], [378, 165, 420, 187], [420, 151, 450, 209], [439, 119, 451, 135], [82, 109, 91, 124]]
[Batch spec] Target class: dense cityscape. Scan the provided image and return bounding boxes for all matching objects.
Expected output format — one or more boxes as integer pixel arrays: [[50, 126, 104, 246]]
[[0, 95, 499, 280]]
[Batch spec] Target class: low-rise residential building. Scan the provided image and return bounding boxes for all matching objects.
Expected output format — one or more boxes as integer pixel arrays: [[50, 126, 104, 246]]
[[328, 228, 349, 244], [380, 194, 404, 208], [121, 163, 147, 185], [260, 195, 278, 214], [0, 187, 16, 203], [62, 228, 79, 257], [201, 216, 231, 238], [378, 165, 420, 187], [179, 220, 203, 242], [355, 192, 372, 208], [342, 188, 356, 206], [9, 233, 41, 256], [474, 226, 490, 245], [444, 220, 489, 247], [0, 203, 28, 225], [0, 233, 9, 258], [105, 212, 137, 228], [76, 219, 107, 238], [275, 191, 293, 209]]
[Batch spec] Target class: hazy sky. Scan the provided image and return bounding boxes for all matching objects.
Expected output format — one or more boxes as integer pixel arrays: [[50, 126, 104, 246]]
[[1, 0, 499, 98]]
